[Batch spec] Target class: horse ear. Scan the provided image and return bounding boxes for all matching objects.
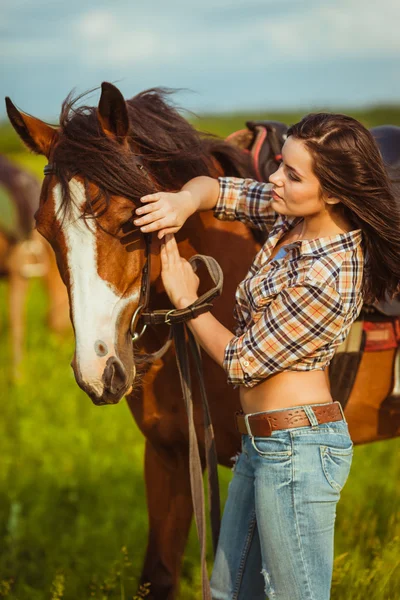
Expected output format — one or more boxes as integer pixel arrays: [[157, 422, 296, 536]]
[[98, 82, 129, 142], [5, 97, 58, 157]]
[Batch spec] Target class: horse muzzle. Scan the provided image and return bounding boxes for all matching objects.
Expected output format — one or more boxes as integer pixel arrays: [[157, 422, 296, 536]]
[[72, 354, 134, 405], [101, 355, 129, 401]]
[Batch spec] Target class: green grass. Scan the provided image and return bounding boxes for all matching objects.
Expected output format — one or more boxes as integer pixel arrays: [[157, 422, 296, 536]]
[[1, 107, 400, 598], [1, 279, 399, 599]]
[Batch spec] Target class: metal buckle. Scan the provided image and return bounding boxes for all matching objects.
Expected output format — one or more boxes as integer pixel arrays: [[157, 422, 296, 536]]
[[44, 163, 56, 176], [130, 304, 147, 343], [244, 412, 257, 438], [244, 411, 273, 438], [164, 309, 175, 325]]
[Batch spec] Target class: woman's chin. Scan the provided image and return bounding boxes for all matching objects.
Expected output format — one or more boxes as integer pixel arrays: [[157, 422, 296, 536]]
[[271, 198, 288, 213]]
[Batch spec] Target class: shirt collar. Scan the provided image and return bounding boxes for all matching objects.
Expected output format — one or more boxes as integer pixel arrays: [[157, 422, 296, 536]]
[[278, 215, 363, 257]]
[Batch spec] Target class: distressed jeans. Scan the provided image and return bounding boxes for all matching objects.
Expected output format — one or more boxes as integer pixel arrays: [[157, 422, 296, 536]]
[[210, 402, 353, 600]]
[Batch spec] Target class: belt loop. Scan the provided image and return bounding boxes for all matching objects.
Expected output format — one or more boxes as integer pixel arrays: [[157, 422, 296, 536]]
[[244, 413, 254, 440], [335, 400, 347, 423], [303, 405, 319, 427]]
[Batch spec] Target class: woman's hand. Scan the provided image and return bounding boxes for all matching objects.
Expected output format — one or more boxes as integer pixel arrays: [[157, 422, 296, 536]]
[[160, 234, 199, 308], [134, 190, 197, 239]]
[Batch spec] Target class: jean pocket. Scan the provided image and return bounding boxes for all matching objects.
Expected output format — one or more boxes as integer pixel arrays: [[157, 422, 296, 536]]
[[251, 436, 292, 460], [320, 442, 353, 492]]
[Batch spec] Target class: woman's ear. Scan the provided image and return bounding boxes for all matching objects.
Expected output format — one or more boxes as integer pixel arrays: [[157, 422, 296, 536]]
[[322, 190, 341, 206], [325, 196, 341, 205]]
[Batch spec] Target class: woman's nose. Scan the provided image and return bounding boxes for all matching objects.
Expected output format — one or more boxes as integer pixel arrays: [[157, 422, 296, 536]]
[[269, 165, 283, 186]]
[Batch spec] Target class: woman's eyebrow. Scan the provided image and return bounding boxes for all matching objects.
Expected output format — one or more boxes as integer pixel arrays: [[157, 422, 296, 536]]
[[283, 161, 303, 177]]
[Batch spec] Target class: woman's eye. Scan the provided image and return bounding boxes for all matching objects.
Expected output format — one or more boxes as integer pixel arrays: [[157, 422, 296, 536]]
[[288, 171, 300, 182]]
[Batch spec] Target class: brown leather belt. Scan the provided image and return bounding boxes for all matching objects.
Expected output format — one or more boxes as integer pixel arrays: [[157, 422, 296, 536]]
[[236, 401, 344, 437]]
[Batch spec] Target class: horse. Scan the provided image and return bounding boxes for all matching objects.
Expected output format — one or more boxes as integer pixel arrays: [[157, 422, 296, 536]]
[[6, 83, 260, 599], [5, 83, 400, 598], [0, 154, 69, 377]]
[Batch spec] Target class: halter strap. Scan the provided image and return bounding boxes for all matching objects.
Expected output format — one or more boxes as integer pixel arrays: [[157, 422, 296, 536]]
[[44, 163, 58, 176]]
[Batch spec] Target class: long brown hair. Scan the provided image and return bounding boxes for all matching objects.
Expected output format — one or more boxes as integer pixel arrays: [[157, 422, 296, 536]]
[[52, 88, 253, 219], [287, 113, 400, 303]]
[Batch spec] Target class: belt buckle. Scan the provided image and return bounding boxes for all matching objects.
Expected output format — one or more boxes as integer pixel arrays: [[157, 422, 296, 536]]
[[244, 413, 254, 438], [244, 412, 272, 438], [335, 400, 346, 422]]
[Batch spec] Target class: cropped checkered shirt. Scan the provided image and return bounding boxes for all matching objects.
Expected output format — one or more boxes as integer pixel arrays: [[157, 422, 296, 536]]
[[214, 177, 364, 388]]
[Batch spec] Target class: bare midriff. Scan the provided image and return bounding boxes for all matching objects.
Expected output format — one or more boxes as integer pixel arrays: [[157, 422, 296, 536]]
[[239, 369, 333, 414]]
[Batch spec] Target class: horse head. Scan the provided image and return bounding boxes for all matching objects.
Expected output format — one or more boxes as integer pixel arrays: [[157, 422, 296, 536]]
[[6, 82, 253, 406], [5, 83, 172, 405]]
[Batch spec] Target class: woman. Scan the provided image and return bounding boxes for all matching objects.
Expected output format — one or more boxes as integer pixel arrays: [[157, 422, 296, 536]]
[[133, 113, 400, 599]]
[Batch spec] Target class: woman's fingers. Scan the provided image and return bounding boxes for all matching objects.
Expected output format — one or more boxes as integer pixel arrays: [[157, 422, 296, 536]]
[[160, 235, 177, 267], [134, 208, 164, 227], [164, 233, 178, 251], [164, 234, 180, 264], [137, 218, 170, 233], [135, 202, 161, 216], [140, 193, 161, 203], [160, 240, 168, 267], [157, 227, 180, 239]]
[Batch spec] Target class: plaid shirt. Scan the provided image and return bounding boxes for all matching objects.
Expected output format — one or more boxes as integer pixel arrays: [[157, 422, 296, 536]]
[[214, 177, 364, 388]]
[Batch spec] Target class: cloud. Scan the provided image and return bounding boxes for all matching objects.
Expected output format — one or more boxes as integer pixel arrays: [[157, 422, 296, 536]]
[[266, 0, 400, 59], [74, 9, 180, 66], [2, 1, 399, 68], [1, 0, 399, 118], [67, 0, 400, 72]]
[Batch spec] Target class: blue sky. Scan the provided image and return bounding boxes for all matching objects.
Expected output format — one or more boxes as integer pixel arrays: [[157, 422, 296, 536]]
[[1, 0, 400, 121]]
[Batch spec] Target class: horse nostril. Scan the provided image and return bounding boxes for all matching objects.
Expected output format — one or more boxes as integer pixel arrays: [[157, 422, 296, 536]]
[[103, 356, 127, 395]]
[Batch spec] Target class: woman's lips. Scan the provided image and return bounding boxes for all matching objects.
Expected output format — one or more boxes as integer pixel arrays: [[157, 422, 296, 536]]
[[271, 189, 283, 200]]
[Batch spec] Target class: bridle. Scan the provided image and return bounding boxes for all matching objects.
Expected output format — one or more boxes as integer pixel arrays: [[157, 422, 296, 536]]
[[129, 231, 152, 343], [129, 230, 222, 341], [43, 162, 221, 335], [43, 161, 223, 600]]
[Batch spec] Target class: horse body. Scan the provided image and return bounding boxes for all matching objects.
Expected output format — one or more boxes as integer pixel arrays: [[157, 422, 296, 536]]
[[0, 154, 69, 375]]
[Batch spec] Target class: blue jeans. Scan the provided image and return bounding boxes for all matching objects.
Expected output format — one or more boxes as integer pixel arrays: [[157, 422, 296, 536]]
[[210, 402, 353, 600]]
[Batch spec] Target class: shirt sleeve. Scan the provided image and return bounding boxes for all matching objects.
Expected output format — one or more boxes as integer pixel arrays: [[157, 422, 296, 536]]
[[223, 284, 345, 388], [214, 177, 277, 232]]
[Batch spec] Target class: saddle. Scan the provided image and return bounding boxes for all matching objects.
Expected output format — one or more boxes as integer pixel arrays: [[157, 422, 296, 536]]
[[226, 122, 400, 444], [226, 120, 288, 183]]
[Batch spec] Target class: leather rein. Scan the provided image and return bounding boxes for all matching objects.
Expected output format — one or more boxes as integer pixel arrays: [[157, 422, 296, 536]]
[[44, 162, 222, 600], [129, 230, 223, 600]]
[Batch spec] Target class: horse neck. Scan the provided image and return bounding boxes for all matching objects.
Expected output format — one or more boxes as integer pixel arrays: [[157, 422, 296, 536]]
[[134, 134, 256, 304]]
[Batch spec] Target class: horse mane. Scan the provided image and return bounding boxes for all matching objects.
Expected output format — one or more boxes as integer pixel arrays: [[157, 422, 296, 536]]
[[52, 88, 254, 218]]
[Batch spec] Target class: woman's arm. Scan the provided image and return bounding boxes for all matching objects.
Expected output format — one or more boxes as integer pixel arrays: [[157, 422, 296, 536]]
[[181, 176, 221, 211], [135, 176, 276, 239]]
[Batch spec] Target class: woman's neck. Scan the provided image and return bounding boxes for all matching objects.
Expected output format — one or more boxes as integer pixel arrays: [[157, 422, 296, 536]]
[[297, 208, 353, 240]]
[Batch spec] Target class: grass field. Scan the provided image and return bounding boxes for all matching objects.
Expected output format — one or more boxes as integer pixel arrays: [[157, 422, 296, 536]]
[[1, 109, 400, 599]]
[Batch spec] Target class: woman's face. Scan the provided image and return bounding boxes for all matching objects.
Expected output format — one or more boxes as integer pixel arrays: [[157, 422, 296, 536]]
[[269, 136, 330, 217]]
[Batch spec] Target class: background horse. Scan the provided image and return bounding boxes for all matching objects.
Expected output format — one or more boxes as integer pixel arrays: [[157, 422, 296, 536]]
[[6, 83, 400, 599], [0, 154, 69, 377]]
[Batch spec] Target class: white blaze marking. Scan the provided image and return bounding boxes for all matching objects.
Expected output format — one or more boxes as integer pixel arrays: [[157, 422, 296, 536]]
[[53, 180, 137, 396]]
